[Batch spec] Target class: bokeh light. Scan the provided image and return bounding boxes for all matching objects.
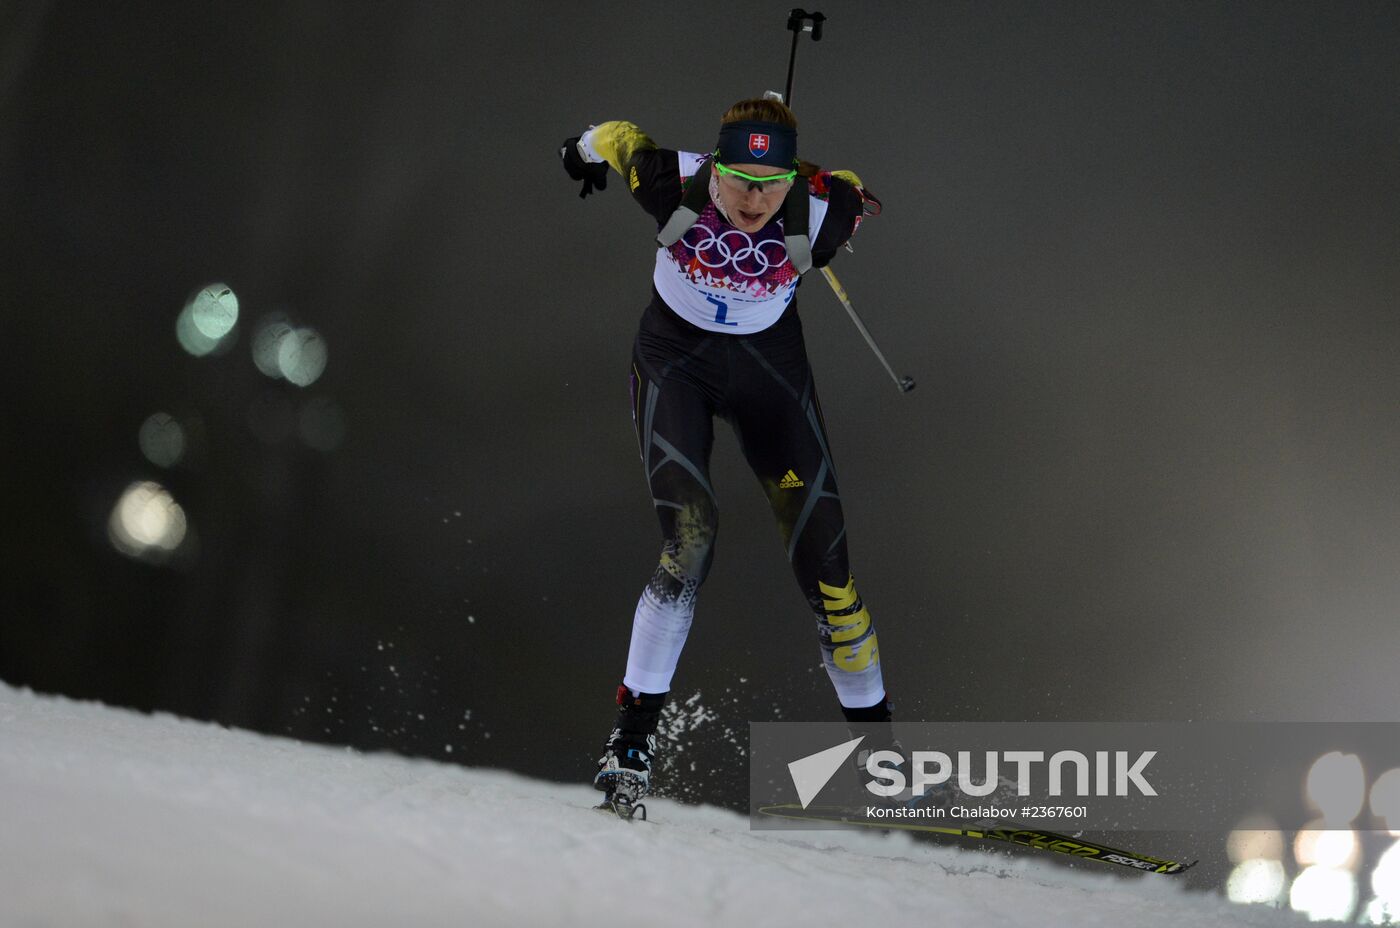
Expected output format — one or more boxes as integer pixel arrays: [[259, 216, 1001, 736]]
[[189, 284, 239, 339], [138, 413, 185, 468], [107, 481, 188, 561], [251, 313, 294, 378], [177, 305, 222, 356], [1307, 751, 1366, 825], [278, 326, 327, 386], [1294, 825, 1360, 870], [1226, 858, 1286, 905], [1290, 866, 1358, 922], [177, 284, 239, 356], [249, 310, 327, 386], [1372, 769, 1400, 835], [1228, 817, 1284, 863], [1361, 895, 1399, 925], [1375, 841, 1400, 907]]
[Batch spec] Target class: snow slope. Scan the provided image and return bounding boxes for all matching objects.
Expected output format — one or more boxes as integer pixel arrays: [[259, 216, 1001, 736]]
[[0, 683, 1308, 927]]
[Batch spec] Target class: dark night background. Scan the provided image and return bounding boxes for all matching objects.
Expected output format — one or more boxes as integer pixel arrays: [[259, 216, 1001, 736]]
[[2, 0, 1397, 893]]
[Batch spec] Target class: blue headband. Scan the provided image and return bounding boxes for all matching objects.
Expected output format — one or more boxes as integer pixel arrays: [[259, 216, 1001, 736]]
[[715, 120, 798, 167]]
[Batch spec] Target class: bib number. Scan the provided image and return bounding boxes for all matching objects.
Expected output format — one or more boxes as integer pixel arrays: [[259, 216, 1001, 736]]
[[705, 294, 738, 327]]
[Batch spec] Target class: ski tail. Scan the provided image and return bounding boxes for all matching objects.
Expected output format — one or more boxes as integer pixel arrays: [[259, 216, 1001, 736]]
[[756, 805, 1196, 875]]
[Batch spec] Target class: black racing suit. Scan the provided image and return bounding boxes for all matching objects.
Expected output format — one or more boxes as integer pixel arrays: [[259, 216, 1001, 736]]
[[577, 121, 887, 719]]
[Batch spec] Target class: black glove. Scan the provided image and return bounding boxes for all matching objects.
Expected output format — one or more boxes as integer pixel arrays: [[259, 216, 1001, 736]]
[[560, 136, 609, 199]]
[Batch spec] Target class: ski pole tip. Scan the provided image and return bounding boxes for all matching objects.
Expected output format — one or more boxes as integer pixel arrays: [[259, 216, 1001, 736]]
[[899, 376, 916, 393]]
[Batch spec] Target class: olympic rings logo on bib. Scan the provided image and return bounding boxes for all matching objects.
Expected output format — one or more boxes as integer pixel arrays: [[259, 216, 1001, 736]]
[[680, 225, 790, 279]]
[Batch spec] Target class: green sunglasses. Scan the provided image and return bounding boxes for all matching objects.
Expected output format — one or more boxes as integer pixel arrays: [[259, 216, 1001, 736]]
[[713, 160, 799, 189]]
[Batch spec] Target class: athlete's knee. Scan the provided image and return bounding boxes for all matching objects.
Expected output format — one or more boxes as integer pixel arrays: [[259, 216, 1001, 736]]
[[666, 497, 718, 564], [651, 499, 718, 603]]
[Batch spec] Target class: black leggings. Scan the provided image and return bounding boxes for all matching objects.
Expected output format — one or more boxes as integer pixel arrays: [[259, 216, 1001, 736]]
[[624, 297, 884, 708]]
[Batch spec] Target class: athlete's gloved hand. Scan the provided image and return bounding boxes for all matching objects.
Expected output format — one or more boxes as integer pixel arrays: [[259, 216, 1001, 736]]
[[560, 137, 608, 199], [858, 186, 883, 216]]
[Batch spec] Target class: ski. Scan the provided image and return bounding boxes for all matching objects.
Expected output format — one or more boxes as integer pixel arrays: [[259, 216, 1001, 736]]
[[756, 804, 1195, 875]]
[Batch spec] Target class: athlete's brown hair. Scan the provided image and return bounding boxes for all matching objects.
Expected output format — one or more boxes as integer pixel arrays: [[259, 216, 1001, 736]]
[[721, 98, 821, 177]]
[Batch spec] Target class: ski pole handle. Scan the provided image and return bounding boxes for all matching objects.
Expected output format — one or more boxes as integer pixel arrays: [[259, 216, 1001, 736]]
[[787, 8, 825, 39], [784, 9, 825, 105]]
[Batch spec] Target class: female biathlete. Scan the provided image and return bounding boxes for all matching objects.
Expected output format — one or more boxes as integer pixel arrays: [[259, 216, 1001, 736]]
[[559, 98, 891, 813]]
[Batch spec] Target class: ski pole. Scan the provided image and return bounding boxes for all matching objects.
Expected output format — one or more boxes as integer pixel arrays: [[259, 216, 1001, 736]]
[[780, 9, 916, 395], [819, 266, 916, 393]]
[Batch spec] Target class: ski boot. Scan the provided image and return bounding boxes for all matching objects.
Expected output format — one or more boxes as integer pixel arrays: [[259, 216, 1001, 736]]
[[593, 685, 665, 821], [844, 697, 1020, 825], [844, 695, 916, 804]]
